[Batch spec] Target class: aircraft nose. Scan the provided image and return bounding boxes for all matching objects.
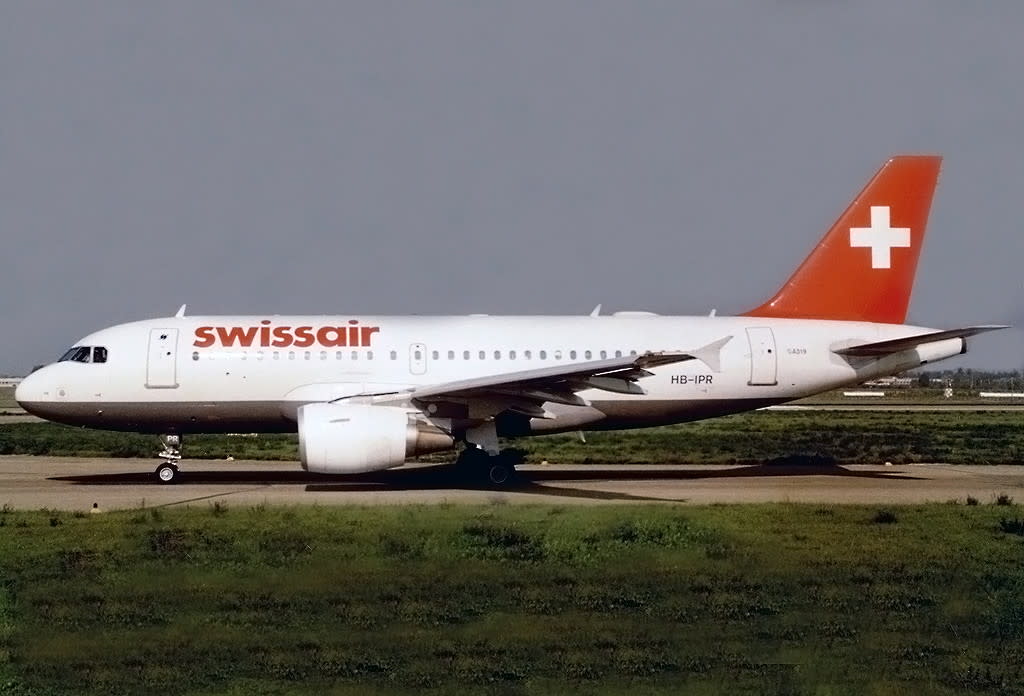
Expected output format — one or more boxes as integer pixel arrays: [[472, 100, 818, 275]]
[[14, 369, 55, 412], [14, 372, 39, 406]]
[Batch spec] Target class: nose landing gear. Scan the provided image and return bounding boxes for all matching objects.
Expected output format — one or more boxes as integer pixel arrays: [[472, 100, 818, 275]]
[[154, 435, 182, 484]]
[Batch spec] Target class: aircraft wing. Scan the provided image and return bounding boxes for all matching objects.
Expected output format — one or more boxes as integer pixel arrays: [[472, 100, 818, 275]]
[[359, 336, 732, 419], [833, 325, 1009, 357]]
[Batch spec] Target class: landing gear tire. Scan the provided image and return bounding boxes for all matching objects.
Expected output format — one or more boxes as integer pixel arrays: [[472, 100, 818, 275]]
[[155, 434, 183, 484], [455, 447, 517, 487], [155, 462, 179, 485], [488, 461, 514, 486]]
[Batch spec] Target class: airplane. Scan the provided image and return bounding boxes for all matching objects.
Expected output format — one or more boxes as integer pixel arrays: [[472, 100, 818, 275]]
[[16, 155, 1006, 485]]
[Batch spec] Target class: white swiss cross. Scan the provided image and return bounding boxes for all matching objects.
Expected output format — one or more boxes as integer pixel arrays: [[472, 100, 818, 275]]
[[849, 206, 910, 269]]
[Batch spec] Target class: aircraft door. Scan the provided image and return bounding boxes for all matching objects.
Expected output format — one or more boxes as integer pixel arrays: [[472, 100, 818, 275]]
[[409, 343, 428, 376], [746, 327, 778, 386], [146, 328, 180, 389]]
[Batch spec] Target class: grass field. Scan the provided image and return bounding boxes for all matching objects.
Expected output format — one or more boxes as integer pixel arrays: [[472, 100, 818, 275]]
[[2, 409, 1022, 465], [2, 504, 1024, 694]]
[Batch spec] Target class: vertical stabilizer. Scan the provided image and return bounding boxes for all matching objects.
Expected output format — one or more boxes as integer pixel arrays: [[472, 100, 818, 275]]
[[744, 155, 941, 324]]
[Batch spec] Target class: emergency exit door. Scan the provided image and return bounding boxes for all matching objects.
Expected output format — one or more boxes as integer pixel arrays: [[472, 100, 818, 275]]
[[146, 328, 179, 388], [409, 343, 428, 376], [746, 327, 778, 386]]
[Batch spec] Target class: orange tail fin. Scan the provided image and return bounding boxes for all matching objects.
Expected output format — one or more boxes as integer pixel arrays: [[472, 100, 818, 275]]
[[744, 155, 942, 324]]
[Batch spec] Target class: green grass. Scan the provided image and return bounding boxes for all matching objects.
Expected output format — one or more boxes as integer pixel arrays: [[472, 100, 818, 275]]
[[3, 410, 1022, 464], [0, 424, 298, 460], [516, 410, 1024, 466], [2, 504, 1024, 694], [796, 388, 1024, 404]]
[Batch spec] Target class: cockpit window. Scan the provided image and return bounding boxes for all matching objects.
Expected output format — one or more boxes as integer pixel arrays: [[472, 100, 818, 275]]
[[59, 347, 92, 363], [93, 347, 108, 363]]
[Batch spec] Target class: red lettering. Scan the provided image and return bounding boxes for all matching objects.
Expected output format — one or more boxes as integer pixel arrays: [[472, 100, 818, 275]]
[[361, 326, 380, 346], [292, 326, 315, 348], [193, 326, 215, 348], [271, 326, 292, 348], [316, 327, 347, 347], [193, 321, 380, 348], [216, 326, 259, 347]]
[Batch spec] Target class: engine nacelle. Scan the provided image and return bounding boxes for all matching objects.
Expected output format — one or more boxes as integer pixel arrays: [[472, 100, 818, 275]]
[[298, 403, 454, 474]]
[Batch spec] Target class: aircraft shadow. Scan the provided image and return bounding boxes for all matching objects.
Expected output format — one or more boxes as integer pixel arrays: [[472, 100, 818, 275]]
[[50, 466, 676, 502], [50, 462, 923, 502]]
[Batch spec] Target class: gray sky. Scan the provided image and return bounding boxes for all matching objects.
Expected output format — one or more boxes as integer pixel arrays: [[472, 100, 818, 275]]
[[3, 2, 1023, 374]]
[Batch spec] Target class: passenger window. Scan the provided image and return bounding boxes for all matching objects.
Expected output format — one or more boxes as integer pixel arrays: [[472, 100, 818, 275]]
[[192, 351, 199, 361], [510, 350, 516, 360], [367, 351, 374, 360], [615, 350, 622, 358], [390, 350, 397, 360], [494, 350, 501, 360], [600, 350, 607, 359], [414, 350, 422, 360], [448, 350, 455, 360], [337, 351, 343, 360], [584, 350, 591, 360], [304, 351, 311, 360], [351, 351, 358, 360], [320, 351, 327, 360], [554, 350, 563, 360], [539, 350, 547, 360], [463, 350, 470, 360], [479, 351, 486, 360], [93, 347, 108, 363], [569, 350, 577, 360], [524, 350, 532, 359]]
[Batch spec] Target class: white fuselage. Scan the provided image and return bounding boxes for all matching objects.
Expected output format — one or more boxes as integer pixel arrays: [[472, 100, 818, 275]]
[[16, 314, 964, 436]]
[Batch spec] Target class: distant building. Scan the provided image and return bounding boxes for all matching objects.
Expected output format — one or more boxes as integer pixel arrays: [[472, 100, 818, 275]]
[[863, 376, 914, 388], [0, 377, 23, 388]]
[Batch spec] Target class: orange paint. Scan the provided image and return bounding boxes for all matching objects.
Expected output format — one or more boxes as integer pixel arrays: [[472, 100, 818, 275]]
[[745, 155, 941, 324]]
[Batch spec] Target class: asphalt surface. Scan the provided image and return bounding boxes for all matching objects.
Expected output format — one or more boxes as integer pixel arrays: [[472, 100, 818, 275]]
[[2, 455, 1024, 510]]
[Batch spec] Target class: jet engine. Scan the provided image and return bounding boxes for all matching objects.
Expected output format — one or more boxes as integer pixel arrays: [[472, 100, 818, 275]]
[[298, 403, 454, 474]]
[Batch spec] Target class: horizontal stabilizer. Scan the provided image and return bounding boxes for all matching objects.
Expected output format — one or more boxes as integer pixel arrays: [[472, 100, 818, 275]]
[[833, 325, 1009, 357], [688, 335, 733, 372]]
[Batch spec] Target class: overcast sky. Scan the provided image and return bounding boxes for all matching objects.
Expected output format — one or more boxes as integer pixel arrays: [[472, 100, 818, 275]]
[[3, 2, 1023, 374]]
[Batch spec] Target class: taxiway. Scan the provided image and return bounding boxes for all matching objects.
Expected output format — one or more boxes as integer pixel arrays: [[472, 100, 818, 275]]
[[2, 455, 1023, 510]]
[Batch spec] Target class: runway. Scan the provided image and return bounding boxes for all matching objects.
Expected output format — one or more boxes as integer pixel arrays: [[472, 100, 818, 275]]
[[2, 455, 1024, 510]]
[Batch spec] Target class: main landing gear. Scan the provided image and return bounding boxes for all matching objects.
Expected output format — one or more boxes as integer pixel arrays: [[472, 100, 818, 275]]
[[457, 422, 519, 487], [154, 434, 182, 484], [456, 446, 519, 486]]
